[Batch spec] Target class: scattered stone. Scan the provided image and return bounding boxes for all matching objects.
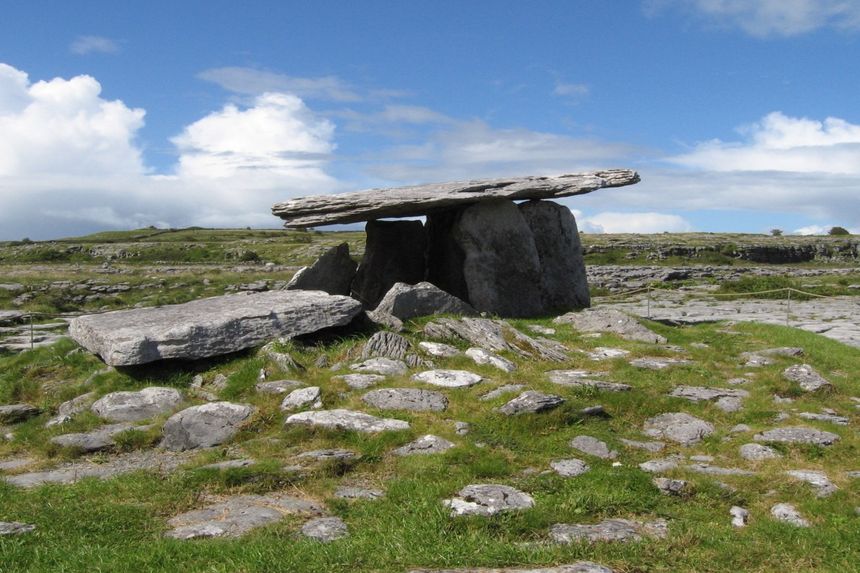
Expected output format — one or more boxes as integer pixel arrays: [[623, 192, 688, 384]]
[[643, 413, 714, 446], [639, 458, 680, 473], [715, 397, 744, 413], [760, 347, 805, 358], [739, 443, 782, 461], [301, 516, 349, 542], [569, 435, 618, 459], [285, 242, 356, 296], [730, 424, 751, 433], [162, 402, 254, 451], [334, 486, 383, 500], [773, 395, 794, 404], [465, 347, 516, 372], [285, 409, 409, 433], [579, 405, 610, 419], [798, 411, 849, 425], [418, 341, 461, 358], [550, 518, 668, 543], [363, 309, 404, 332], [846, 470, 860, 479], [0, 457, 35, 471], [782, 364, 832, 392], [771, 503, 809, 527], [741, 353, 773, 367], [333, 373, 386, 389], [394, 434, 455, 456], [91, 387, 183, 423], [687, 464, 754, 476], [546, 370, 631, 392], [726, 377, 750, 386], [653, 477, 688, 495], [620, 439, 665, 453], [669, 385, 748, 404], [46, 392, 96, 427], [480, 384, 526, 401], [630, 357, 692, 370], [454, 421, 470, 435], [424, 317, 566, 361], [412, 369, 483, 388], [256, 380, 301, 394], [443, 484, 535, 517], [0, 522, 35, 536], [50, 422, 147, 453], [551, 458, 590, 477], [554, 308, 666, 344], [280, 387, 323, 411], [362, 388, 448, 412], [753, 427, 839, 446], [350, 357, 408, 376], [166, 492, 323, 539], [786, 470, 838, 497], [0, 404, 41, 424], [260, 342, 305, 372], [528, 325, 557, 336], [69, 290, 362, 366], [498, 391, 564, 415], [374, 282, 477, 320], [730, 506, 749, 528], [362, 331, 411, 361], [585, 347, 630, 361]]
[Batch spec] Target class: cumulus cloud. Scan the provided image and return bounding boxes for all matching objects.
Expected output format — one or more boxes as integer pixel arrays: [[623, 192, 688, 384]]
[[646, 0, 860, 37], [579, 211, 694, 233], [70, 35, 120, 55]]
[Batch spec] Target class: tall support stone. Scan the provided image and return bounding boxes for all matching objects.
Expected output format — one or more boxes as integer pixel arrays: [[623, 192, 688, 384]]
[[352, 220, 427, 308], [519, 200, 590, 311], [426, 209, 468, 302]]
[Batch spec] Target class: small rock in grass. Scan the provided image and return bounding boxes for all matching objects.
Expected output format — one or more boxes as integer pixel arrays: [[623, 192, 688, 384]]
[[332, 374, 386, 389], [550, 518, 668, 543], [465, 347, 516, 372], [418, 341, 460, 358], [630, 357, 691, 370], [730, 506, 749, 528], [0, 404, 41, 424], [753, 427, 839, 446], [551, 458, 590, 477], [771, 503, 809, 527], [301, 516, 348, 542], [285, 409, 409, 433], [782, 364, 832, 392], [730, 424, 751, 434], [620, 439, 665, 453], [454, 421, 470, 435], [497, 391, 564, 415], [569, 435, 618, 459], [296, 449, 357, 462], [639, 457, 680, 473], [162, 402, 254, 451], [443, 484, 534, 517], [0, 521, 35, 536], [412, 369, 482, 388], [350, 357, 408, 376], [334, 486, 383, 500], [786, 470, 837, 497], [585, 347, 630, 361], [363, 388, 448, 412], [255, 380, 301, 394], [480, 384, 526, 401], [643, 412, 714, 446], [798, 412, 849, 425], [280, 387, 322, 411], [653, 477, 688, 495], [394, 434, 455, 456], [199, 459, 255, 470], [739, 443, 782, 461], [91, 387, 183, 423]]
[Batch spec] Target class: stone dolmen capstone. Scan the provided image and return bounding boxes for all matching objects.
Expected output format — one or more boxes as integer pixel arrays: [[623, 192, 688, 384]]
[[69, 290, 362, 366], [273, 170, 639, 317]]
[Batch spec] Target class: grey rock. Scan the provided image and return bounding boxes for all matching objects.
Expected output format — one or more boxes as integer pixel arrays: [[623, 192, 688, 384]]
[[424, 317, 566, 361], [443, 484, 535, 517], [273, 169, 639, 227], [418, 341, 461, 358], [480, 384, 526, 401], [739, 443, 782, 461], [0, 404, 40, 424], [412, 369, 482, 388], [620, 439, 665, 453], [727, 377, 750, 386], [199, 459, 255, 470], [550, 518, 668, 543], [260, 342, 305, 372], [69, 290, 362, 366], [554, 308, 665, 344], [352, 220, 427, 309], [783, 364, 832, 392], [569, 435, 618, 460], [741, 353, 773, 367], [585, 347, 630, 361], [334, 486, 383, 500], [0, 522, 35, 536], [643, 413, 714, 446], [687, 464, 754, 476], [528, 324, 557, 335], [333, 373, 386, 389], [394, 434, 455, 456], [374, 282, 477, 320], [498, 391, 564, 415], [639, 458, 681, 473], [285, 242, 356, 296], [669, 386, 748, 403], [162, 402, 254, 451], [0, 457, 35, 471], [753, 427, 840, 446], [786, 470, 837, 497], [551, 458, 590, 477], [629, 357, 692, 370], [50, 422, 145, 453], [285, 409, 409, 433], [255, 380, 302, 394], [465, 347, 516, 372], [653, 477, 688, 495], [301, 516, 349, 542], [798, 411, 849, 425], [546, 370, 631, 392], [296, 449, 357, 462], [46, 392, 96, 426], [280, 387, 322, 411], [454, 421, 470, 435], [166, 493, 323, 539], [361, 331, 411, 361], [407, 563, 616, 573], [363, 309, 404, 332], [771, 503, 809, 527], [730, 506, 749, 528], [730, 424, 751, 433], [715, 396, 744, 413], [760, 347, 805, 358], [91, 387, 183, 422], [350, 357, 408, 376], [362, 388, 448, 412]]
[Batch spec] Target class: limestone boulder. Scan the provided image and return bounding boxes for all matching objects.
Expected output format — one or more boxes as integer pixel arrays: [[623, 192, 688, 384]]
[[285, 242, 356, 296], [162, 402, 254, 451], [374, 281, 476, 321], [91, 387, 183, 422], [554, 307, 665, 344]]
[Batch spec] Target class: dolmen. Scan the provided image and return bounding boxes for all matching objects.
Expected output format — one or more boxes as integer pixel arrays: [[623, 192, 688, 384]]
[[274, 169, 639, 317]]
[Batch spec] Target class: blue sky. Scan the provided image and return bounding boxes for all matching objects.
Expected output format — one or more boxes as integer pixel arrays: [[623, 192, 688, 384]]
[[2, 0, 860, 239]]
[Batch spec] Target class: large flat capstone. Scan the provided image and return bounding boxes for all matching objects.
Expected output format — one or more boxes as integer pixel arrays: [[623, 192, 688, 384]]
[[272, 170, 639, 228], [68, 290, 362, 366]]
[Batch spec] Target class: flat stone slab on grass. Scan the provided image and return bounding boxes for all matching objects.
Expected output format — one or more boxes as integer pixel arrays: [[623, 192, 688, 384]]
[[255, 380, 302, 394], [585, 347, 630, 361], [408, 563, 616, 573], [0, 404, 40, 424], [497, 391, 564, 415], [0, 457, 36, 471], [550, 518, 668, 543], [69, 290, 362, 366], [418, 341, 461, 358], [350, 358, 408, 376], [620, 439, 665, 453], [0, 522, 35, 536], [551, 458, 590, 477], [686, 464, 754, 476], [643, 413, 714, 446], [798, 411, 849, 425], [50, 422, 149, 453], [166, 493, 324, 539], [739, 443, 782, 461], [333, 373, 386, 389], [394, 434, 455, 456], [280, 387, 322, 411], [771, 503, 809, 527], [570, 435, 618, 459], [424, 317, 566, 362], [91, 387, 184, 422], [162, 402, 254, 451], [465, 347, 516, 372], [444, 484, 535, 517], [629, 357, 692, 370], [669, 386, 749, 403], [480, 384, 526, 401], [285, 409, 409, 432], [375, 281, 477, 321], [362, 388, 448, 412], [554, 308, 667, 344], [786, 470, 837, 497], [412, 369, 483, 388], [753, 426, 840, 446], [334, 486, 383, 500], [301, 516, 349, 542], [782, 364, 833, 392], [546, 370, 631, 392], [296, 449, 357, 462]]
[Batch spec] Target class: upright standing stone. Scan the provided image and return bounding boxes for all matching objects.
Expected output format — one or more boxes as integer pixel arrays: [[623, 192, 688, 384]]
[[352, 220, 427, 308], [285, 242, 357, 296], [519, 200, 590, 311]]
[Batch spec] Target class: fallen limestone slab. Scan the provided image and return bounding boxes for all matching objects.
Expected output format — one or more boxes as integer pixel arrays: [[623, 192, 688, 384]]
[[570, 435, 618, 459], [374, 282, 477, 320], [444, 484, 534, 517], [91, 387, 184, 422], [551, 458, 590, 477], [280, 387, 323, 411], [161, 402, 254, 451], [362, 388, 448, 412], [753, 426, 840, 446], [333, 373, 386, 389], [786, 470, 837, 497], [361, 331, 411, 361], [50, 422, 149, 453], [350, 357, 408, 376], [394, 434, 455, 456], [412, 369, 483, 388], [782, 364, 833, 392], [547, 370, 631, 392], [424, 317, 566, 361], [166, 493, 323, 539], [465, 347, 516, 372], [272, 170, 639, 227], [554, 308, 666, 344], [408, 563, 616, 573], [69, 290, 362, 366], [285, 409, 410, 432], [550, 518, 668, 543], [498, 391, 564, 415], [771, 503, 809, 527], [643, 413, 714, 446]]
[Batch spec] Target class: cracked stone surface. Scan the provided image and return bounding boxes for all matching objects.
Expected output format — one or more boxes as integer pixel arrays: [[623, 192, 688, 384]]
[[350, 357, 408, 376], [569, 435, 618, 459], [730, 506, 749, 528], [255, 380, 301, 394], [786, 470, 837, 497], [280, 387, 323, 411], [465, 347, 516, 372], [753, 427, 840, 446], [412, 369, 483, 388], [554, 307, 667, 344], [161, 402, 254, 451], [669, 386, 748, 404], [46, 392, 96, 427], [498, 391, 564, 416], [739, 443, 782, 461], [480, 384, 526, 401], [782, 364, 832, 392], [418, 341, 461, 358], [166, 493, 324, 539], [332, 374, 386, 389], [50, 422, 150, 453], [91, 387, 184, 423], [444, 484, 535, 517], [653, 477, 688, 495], [0, 521, 36, 536], [798, 412, 849, 425], [546, 370, 631, 392], [362, 388, 448, 412], [585, 347, 629, 361], [394, 434, 455, 456], [285, 409, 409, 432], [301, 516, 349, 542], [771, 503, 809, 527], [630, 357, 692, 370], [643, 413, 714, 446], [551, 458, 590, 477], [639, 457, 681, 473], [550, 518, 668, 543]]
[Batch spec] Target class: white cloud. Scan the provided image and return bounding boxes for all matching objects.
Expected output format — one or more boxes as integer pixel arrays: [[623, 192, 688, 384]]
[[580, 211, 694, 233], [198, 67, 363, 102], [553, 82, 589, 99], [646, 0, 860, 37], [70, 35, 120, 55]]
